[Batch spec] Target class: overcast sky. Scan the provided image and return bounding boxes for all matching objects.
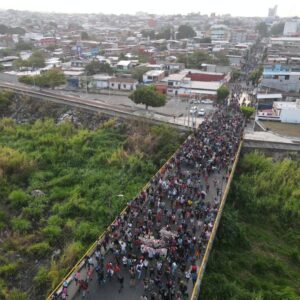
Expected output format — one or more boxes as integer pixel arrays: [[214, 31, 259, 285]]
[[0, 0, 299, 17]]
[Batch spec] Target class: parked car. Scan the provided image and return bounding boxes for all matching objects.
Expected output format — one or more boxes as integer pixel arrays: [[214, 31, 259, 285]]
[[197, 108, 205, 116], [201, 99, 213, 105], [189, 106, 198, 114]]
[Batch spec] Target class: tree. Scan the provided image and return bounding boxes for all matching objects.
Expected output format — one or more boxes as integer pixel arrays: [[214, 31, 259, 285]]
[[28, 51, 45, 68], [43, 68, 66, 89], [15, 41, 34, 51], [270, 22, 285, 36], [19, 69, 65, 89], [177, 24, 196, 39], [231, 70, 242, 81], [131, 66, 150, 83], [214, 52, 229, 66], [81, 31, 90, 40], [129, 85, 166, 110], [177, 51, 212, 69], [217, 85, 230, 103], [156, 26, 172, 40], [141, 29, 156, 40], [256, 22, 269, 37], [85, 60, 113, 75], [240, 106, 255, 119], [249, 67, 263, 86]]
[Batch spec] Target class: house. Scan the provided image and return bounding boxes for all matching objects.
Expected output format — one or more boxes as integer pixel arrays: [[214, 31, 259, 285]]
[[162, 73, 186, 96], [273, 100, 300, 123], [143, 70, 165, 84], [116, 60, 132, 71], [108, 78, 138, 91], [90, 74, 114, 89], [261, 64, 300, 93]]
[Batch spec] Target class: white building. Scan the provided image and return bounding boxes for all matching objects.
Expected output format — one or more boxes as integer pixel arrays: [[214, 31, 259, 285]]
[[108, 78, 138, 91], [210, 25, 230, 42], [273, 100, 300, 123], [283, 21, 300, 36], [143, 70, 165, 84], [90, 75, 114, 89], [116, 60, 132, 71]]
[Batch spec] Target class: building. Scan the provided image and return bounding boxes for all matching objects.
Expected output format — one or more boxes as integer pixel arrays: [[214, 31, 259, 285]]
[[210, 25, 230, 42], [268, 5, 277, 18], [261, 64, 300, 93], [143, 70, 165, 84], [273, 100, 300, 123], [283, 21, 300, 36], [116, 60, 132, 71], [108, 78, 138, 91], [90, 75, 114, 89]]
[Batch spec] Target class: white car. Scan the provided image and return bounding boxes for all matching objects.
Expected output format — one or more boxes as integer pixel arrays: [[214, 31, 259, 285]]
[[201, 99, 213, 105], [189, 106, 198, 114], [197, 108, 205, 116]]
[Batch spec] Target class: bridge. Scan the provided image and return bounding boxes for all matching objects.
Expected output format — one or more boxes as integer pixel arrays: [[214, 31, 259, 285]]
[[0, 82, 192, 132], [46, 97, 245, 300]]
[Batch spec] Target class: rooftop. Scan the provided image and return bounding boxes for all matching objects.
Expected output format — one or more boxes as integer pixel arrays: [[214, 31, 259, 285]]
[[274, 101, 300, 110], [257, 93, 282, 100]]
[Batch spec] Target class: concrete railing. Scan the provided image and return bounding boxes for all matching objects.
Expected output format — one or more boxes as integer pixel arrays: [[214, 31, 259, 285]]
[[190, 140, 243, 300]]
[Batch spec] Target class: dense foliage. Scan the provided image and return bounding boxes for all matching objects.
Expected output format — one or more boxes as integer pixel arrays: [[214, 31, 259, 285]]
[[0, 117, 184, 299], [129, 85, 166, 110], [18, 69, 65, 89], [200, 152, 300, 300]]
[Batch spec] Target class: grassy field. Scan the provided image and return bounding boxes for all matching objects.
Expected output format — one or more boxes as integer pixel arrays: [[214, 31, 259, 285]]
[[0, 117, 184, 300], [200, 152, 300, 300], [261, 121, 300, 138]]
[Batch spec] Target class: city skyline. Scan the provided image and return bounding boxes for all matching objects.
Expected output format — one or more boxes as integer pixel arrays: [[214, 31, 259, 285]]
[[0, 0, 299, 17]]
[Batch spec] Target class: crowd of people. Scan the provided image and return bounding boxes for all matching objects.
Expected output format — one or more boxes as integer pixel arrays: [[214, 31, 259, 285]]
[[53, 88, 245, 300]]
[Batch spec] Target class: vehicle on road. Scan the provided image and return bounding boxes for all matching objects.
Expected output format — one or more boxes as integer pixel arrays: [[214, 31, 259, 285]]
[[201, 99, 213, 105], [197, 108, 205, 116]]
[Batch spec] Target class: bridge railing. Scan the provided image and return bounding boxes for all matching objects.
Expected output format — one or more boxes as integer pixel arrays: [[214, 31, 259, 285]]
[[190, 140, 243, 300], [46, 135, 185, 300]]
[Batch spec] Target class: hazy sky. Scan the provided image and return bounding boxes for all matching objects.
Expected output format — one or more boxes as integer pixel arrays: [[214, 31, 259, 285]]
[[0, 0, 299, 17]]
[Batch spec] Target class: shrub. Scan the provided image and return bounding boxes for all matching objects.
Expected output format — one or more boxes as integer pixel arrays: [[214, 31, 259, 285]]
[[5, 288, 27, 300], [27, 242, 51, 258], [42, 225, 62, 245], [33, 266, 51, 292], [11, 217, 31, 233], [74, 221, 99, 244], [8, 190, 29, 209], [0, 263, 18, 280]]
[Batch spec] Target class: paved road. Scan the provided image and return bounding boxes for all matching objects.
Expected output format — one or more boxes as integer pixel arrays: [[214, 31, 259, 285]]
[[0, 72, 214, 129], [70, 171, 225, 300]]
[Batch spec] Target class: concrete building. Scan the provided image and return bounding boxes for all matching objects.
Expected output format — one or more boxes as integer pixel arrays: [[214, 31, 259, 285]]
[[116, 60, 132, 71], [143, 70, 165, 84], [108, 78, 138, 91], [90, 75, 114, 89], [210, 25, 230, 42], [261, 64, 300, 93], [283, 21, 300, 37], [268, 5, 277, 18], [273, 100, 300, 123]]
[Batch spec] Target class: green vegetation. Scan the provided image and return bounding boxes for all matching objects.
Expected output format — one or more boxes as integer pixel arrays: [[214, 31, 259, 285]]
[[0, 113, 184, 299], [85, 60, 113, 75], [129, 85, 167, 110], [177, 24, 196, 39], [249, 67, 263, 86], [217, 85, 230, 103], [18, 69, 66, 89], [177, 50, 229, 68], [200, 152, 300, 300], [14, 51, 45, 69], [240, 106, 255, 119]]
